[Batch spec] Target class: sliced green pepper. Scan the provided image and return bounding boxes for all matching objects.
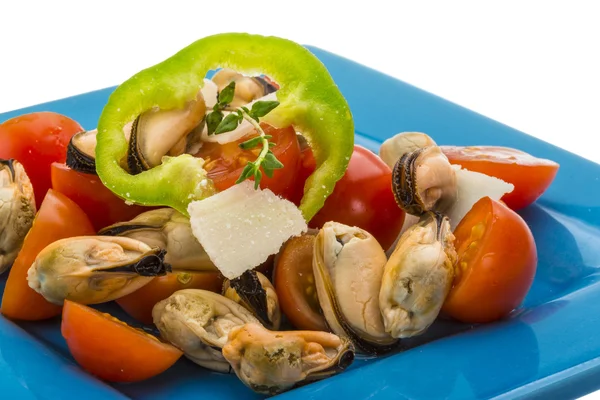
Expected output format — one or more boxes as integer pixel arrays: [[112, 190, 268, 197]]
[[96, 33, 354, 220]]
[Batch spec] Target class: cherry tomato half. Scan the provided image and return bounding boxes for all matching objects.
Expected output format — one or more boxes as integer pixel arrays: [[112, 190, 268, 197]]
[[441, 146, 559, 210], [442, 196, 537, 323], [273, 234, 328, 331], [116, 271, 224, 325], [51, 163, 150, 231], [1, 189, 95, 320], [61, 300, 182, 382], [194, 123, 300, 199], [307, 145, 405, 250], [0, 112, 83, 207]]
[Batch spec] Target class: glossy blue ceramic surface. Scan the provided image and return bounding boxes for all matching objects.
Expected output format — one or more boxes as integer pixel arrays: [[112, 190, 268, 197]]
[[1, 46, 600, 400]]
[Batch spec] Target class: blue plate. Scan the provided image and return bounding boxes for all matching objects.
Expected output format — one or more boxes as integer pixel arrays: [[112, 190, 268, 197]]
[[1, 46, 600, 400]]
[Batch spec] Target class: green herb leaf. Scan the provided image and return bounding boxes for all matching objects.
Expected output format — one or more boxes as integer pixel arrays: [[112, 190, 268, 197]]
[[239, 135, 271, 150], [263, 150, 284, 170], [263, 165, 274, 178], [206, 111, 224, 135], [253, 169, 263, 189], [262, 151, 284, 178], [215, 113, 242, 134], [235, 163, 255, 184], [250, 101, 280, 119], [218, 81, 236, 106]]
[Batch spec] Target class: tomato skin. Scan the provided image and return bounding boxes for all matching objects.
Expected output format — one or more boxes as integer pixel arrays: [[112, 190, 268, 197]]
[[51, 163, 150, 231], [274, 234, 329, 332], [1, 189, 95, 320], [441, 146, 559, 210], [61, 300, 182, 382], [0, 112, 83, 207], [195, 124, 300, 198], [308, 145, 405, 250], [288, 146, 316, 206], [116, 272, 224, 325], [442, 197, 537, 323]]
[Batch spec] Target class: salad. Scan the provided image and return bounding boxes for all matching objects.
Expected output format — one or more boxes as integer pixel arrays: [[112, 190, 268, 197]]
[[0, 33, 559, 396]]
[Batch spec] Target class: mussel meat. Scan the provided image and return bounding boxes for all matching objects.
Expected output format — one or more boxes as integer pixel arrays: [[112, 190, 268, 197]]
[[223, 270, 281, 330], [211, 68, 278, 108], [127, 91, 207, 174], [65, 129, 98, 174], [27, 236, 169, 305], [379, 211, 457, 338], [392, 146, 457, 215], [152, 289, 259, 372], [0, 159, 36, 273], [313, 222, 397, 355], [222, 322, 354, 396], [65, 123, 134, 175], [379, 132, 437, 169], [99, 208, 217, 271]]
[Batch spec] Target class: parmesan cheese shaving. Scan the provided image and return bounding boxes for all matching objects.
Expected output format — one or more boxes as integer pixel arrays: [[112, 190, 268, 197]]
[[187, 181, 307, 279], [447, 165, 514, 230]]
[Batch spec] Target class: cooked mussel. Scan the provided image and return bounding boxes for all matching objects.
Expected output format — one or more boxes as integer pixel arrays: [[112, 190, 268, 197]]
[[222, 322, 354, 396], [128, 91, 207, 174], [0, 159, 36, 273], [313, 222, 397, 355], [379, 132, 437, 169], [66, 123, 134, 174], [211, 68, 278, 108], [223, 270, 281, 330], [152, 289, 259, 372], [65, 129, 98, 174], [379, 211, 456, 338], [99, 208, 217, 271], [392, 146, 457, 215], [27, 236, 169, 305]]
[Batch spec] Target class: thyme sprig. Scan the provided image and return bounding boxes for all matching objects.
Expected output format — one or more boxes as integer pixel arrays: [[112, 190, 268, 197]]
[[205, 81, 283, 189]]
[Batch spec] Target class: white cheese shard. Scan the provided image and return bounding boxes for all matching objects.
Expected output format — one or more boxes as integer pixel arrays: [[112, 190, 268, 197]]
[[187, 181, 307, 279], [446, 165, 514, 230]]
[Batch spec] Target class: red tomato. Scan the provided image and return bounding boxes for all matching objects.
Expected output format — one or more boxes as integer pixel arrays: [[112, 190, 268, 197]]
[[194, 123, 300, 198], [1, 190, 95, 320], [0, 112, 83, 207], [307, 145, 405, 250], [287, 146, 316, 206], [51, 163, 150, 231], [273, 234, 329, 331], [61, 300, 182, 382], [441, 146, 559, 210], [442, 197, 537, 323], [116, 272, 224, 325]]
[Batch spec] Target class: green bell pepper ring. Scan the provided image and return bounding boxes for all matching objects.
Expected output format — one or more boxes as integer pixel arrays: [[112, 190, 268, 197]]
[[96, 33, 354, 221]]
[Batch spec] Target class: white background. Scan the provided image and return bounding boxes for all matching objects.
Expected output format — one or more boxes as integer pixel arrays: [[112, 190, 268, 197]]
[[1, 1, 599, 164], [1, 1, 599, 398]]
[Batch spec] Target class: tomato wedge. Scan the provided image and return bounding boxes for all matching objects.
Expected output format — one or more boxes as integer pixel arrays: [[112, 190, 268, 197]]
[[441, 146, 559, 210], [0, 112, 83, 207], [116, 271, 224, 325], [61, 300, 182, 382], [1, 189, 94, 320], [442, 197, 537, 323], [51, 163, 150, 231], [194, 123, 300, 198], [274, 234, 328, 331]]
